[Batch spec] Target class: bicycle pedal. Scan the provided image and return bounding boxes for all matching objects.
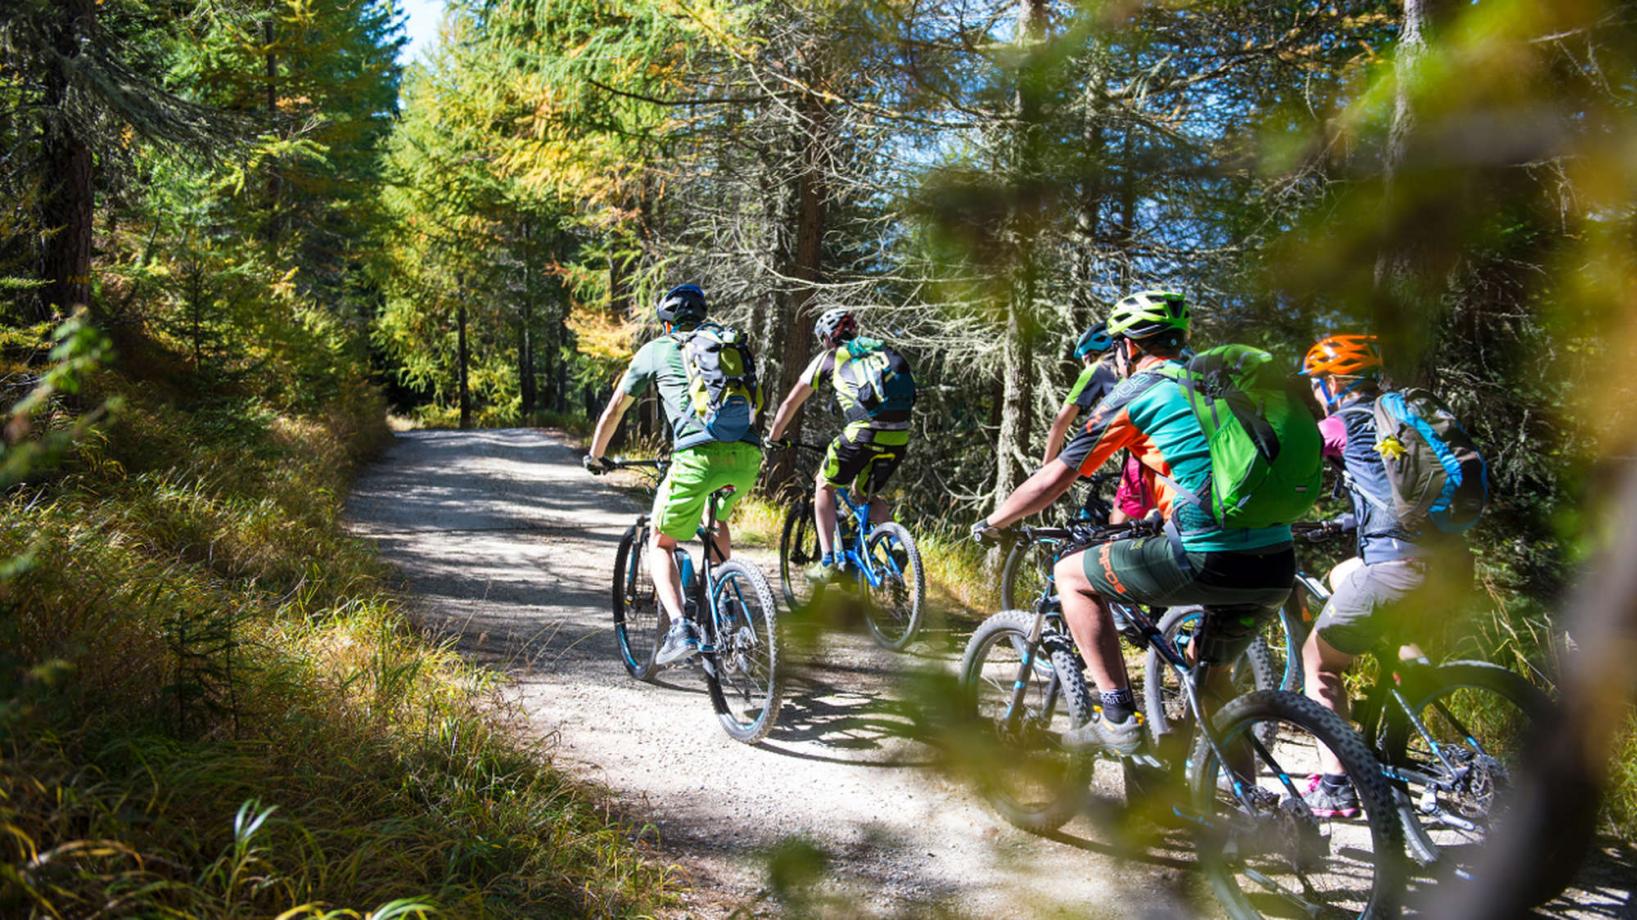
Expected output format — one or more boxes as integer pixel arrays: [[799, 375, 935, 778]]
[[1131, 753, 1164, 770]]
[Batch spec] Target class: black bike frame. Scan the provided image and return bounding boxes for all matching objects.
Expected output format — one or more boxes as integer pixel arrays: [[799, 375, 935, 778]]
[[999, 523, 1308, 813]]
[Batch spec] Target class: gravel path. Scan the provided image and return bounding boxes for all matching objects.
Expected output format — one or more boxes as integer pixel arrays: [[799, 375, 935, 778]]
[[345, 428, 1634, 918], [343, 428, 1195, 917]]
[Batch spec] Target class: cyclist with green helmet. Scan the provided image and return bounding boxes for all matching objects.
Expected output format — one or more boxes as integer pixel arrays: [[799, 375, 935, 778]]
[[973, 291, 1296, 754], [767, 308, 916, 581], [584, 284, 764, 665]]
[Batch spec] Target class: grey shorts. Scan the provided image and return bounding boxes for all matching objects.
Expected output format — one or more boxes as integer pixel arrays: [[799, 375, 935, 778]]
[[1314, 558, 1427, 655]]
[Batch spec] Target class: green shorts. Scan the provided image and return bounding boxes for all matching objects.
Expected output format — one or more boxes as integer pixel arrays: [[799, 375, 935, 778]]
[[1079, 535, 1295, 665], [821, 427, 909, 496], [651, 441, 763, 541]]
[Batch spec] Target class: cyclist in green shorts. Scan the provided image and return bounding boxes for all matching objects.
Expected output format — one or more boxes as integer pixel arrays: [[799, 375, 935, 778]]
[[583, 284, 764, 665], [766, 308, 916, 582]]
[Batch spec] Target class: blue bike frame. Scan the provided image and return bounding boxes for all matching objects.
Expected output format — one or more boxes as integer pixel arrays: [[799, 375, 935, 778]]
[[830, 485, 906, 591]]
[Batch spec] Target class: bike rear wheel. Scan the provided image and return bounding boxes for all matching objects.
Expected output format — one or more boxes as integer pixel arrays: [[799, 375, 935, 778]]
[[958, 610, 1095, 832], [999, 537, 1054, 612], [1380, 660, 1588, 905], [1191, 690, 1403, 920], [863, 521, 925, 650], [1143, 606, 1277, 740], [706, 559, 783, 744], [778, 499, 821, 610], [612, 523, 662, 681]]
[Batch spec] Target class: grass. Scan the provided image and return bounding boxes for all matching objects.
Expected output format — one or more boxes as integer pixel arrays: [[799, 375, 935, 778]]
[[0, 370, 674, 916]]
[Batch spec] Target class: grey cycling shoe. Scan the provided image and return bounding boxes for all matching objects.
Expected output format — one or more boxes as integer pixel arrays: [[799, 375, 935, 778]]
[[654, 619, 699, 667], [1062, 713, 1144, 755]]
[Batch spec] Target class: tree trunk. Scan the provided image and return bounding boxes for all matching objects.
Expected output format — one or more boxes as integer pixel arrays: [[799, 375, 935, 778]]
[[457, 295, 471, 430], [39, 0, 97, 322], [519, 218, 536, 419], [991, 0, 1049, 509], [1071, 61, 1108, 319], [262, 9, 281, 244], [1114, 128, 1138, 290], [766, 91, 830, 495]]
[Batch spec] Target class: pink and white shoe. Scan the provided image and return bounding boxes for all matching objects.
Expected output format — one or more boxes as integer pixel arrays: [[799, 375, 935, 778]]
[[1301, 773, 1361, 818]]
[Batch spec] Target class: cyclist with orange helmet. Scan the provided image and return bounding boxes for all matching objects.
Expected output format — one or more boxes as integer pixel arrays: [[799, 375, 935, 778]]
[[1298, 333, 1438, 817]]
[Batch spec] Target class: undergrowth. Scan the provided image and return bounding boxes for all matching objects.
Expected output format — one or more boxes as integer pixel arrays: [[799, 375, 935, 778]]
[[0, 369, 672, 916]]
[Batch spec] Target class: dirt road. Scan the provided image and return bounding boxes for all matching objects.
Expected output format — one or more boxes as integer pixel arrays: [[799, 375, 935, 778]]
[[345, 428, 1633, 918]]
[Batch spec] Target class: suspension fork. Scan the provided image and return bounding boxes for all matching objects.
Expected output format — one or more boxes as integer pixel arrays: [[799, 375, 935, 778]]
[[1388, 682, 1465, 778], [1002, 608, 1052, 730]]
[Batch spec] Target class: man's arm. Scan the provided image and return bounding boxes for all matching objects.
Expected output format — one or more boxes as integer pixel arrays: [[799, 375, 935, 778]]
[[589, 389, 636, 459], [1042, 403, 1080, 464], [766, 381, 815, 442], [985, 459, 1082, 529]]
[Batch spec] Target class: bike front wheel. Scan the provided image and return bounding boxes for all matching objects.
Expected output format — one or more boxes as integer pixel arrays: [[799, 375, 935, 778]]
[[778, 499, 821, 610], [958, 610, 1095, 832], [1190, 690, 1404, 920], [862, 521, 926, 650], [612, 523, 662, 681], [705, 559, 783, 744]]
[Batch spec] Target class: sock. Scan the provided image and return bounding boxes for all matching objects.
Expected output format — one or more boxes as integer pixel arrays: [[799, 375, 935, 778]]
[[1100, 689, 1135, 723], [820, 552, 834, 566], [1321, 772, 1350, 790]]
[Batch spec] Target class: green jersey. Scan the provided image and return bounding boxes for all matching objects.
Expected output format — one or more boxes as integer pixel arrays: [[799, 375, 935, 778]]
[[620, 336, 762, 451]]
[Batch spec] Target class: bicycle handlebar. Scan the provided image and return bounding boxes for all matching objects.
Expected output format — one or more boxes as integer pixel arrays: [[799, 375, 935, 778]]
[[1017, 516, 1160, 547], [1290, 515, 1356, 541], [607, 457, 667, 472]]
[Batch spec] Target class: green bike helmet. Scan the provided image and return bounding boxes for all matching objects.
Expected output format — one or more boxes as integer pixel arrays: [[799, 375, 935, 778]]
[[1106, 290, 1189, 340]]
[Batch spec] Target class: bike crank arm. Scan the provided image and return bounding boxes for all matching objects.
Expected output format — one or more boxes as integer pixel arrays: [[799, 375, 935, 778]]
[[1242, 868, 1326, 920]]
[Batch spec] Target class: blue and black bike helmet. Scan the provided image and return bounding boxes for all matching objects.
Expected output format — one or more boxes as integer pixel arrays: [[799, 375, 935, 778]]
[[656, 284, 708, 327], [1073, 321, 1114, 360]]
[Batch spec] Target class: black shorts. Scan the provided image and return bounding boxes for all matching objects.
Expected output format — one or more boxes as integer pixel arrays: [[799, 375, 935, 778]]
[[821, 431, 908, 497]]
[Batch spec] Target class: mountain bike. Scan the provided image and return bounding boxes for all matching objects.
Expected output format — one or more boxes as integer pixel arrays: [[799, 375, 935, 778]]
[[960, 519, 1403, 919], [1269, 521, 1593, 905], [772, 441, 926, 650], [607, 457, 784, 744]]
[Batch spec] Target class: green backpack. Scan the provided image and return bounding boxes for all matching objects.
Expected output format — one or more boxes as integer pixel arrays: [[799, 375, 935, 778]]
[[1159, 345, 1323, 529]]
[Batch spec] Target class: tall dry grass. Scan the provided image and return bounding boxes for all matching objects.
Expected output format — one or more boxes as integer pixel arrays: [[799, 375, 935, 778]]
[[0, 371, 673, 917]]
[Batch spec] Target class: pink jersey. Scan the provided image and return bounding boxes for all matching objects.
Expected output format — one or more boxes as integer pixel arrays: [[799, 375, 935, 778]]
[[1114, 453, 1155, 517]]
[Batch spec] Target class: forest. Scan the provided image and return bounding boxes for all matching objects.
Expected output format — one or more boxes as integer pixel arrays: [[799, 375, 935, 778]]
[[3, 0, 1636, 915]]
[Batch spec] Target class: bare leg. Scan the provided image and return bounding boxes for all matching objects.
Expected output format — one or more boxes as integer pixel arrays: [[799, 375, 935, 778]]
[[813, 473, 839, 557], [1302, 626, 1357, 775], [862, 496, 893, 531], [651, 530, 686, 625], [1055, 554, 1130, 694], [706, 519, 733, 563]]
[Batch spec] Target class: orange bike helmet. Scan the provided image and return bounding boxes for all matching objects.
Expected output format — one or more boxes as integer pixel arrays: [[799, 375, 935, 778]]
[[1302, 334, 1383, 378]]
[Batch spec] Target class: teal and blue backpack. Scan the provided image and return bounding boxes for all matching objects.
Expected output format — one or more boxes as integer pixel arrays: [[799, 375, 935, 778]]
[[1357, 388, 1489, 533]]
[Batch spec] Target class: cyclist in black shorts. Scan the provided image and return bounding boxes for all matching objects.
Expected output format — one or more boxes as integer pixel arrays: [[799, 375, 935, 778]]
[[766, 309, 916, 581]]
